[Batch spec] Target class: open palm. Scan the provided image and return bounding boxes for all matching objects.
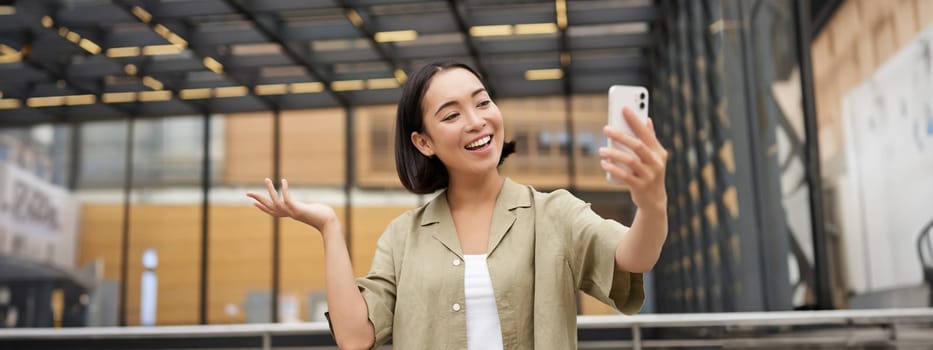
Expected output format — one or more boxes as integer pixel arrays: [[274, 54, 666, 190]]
[[246, 178, 338, 233]]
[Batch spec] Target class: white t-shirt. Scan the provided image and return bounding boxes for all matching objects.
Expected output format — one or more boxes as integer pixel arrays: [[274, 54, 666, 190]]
[[463, 254, 504, 350]]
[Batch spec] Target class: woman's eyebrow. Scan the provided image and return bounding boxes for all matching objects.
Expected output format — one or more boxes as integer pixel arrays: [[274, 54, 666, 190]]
[[433, 88, 487, 116]]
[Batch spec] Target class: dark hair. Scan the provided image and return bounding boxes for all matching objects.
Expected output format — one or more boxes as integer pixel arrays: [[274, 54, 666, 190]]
[[395, 61, 516, 194]]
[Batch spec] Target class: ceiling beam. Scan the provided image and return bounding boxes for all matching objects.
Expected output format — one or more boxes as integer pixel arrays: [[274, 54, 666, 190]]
[[0, 2, 212, 121], [464, 4, 658, 26], [221, 0, 350, 108], [335, 0, 409, 84], [568, 5, 658, 26], [12, 4, 137, 121], [445, 0, 496, 96], [15, 47, 648, 93], [557, 0, 571, 97], [144, 0, 335, 19], [111, 0, 286, 113]]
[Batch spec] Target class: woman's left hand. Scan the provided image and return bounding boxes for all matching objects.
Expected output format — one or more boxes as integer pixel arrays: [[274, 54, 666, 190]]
[[599, 107, 669, 213]]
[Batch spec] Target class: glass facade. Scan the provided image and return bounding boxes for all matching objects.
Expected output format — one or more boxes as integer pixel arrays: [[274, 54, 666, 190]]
[[7, 94, 636, 326]]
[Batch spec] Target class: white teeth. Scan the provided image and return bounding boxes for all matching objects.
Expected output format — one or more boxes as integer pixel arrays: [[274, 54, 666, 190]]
[[467, 135, 491, 149]]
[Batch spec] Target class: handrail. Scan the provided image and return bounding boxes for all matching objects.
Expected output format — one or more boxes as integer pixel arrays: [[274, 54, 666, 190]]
[[2, 308, 932, 340], [919, 217, 933, 307], [576, 307, 933, 328], [0, 322, 331, 339], [917, 217, 933, 274]]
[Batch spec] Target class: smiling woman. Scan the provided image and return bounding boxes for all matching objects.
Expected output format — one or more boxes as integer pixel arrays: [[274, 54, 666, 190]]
[[395, 61, 515, 194], [246, 61, 669, 350]]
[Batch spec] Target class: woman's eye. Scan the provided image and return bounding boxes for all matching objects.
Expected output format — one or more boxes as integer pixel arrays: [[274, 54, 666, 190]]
[[443, 112, 459, 121], [478, 100, 491, 107]]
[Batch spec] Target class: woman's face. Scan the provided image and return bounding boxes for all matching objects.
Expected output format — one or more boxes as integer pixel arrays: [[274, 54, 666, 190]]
[[412, 67, 505, 177]]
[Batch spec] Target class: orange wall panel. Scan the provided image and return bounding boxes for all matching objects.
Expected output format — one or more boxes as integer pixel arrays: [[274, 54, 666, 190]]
[[124, 205, 201, 326], [280, 109, 346, 186], [354, 105, 402, 188], [893, 0, 920, 47], [224, 113, 274, 185], [206, 205, 273, 324], [77, 204, 124, 281], [498, 96, 570, 189], [920, 0, 933, 26], [279, 207, 346, 322]]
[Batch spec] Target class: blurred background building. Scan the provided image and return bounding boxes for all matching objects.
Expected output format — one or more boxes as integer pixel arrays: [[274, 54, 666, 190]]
[[0, 0, 931, 348]]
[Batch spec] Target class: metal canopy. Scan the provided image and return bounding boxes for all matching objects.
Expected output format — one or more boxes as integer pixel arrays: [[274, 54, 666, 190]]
[[0, 255, 93, 288], [0, 0, 658, 126]]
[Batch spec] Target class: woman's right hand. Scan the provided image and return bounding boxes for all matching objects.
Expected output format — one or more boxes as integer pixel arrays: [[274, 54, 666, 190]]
[[246, 178, 339, 234]]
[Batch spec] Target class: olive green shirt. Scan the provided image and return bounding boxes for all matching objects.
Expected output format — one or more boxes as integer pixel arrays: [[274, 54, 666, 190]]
[[354, 178, 644, 349]]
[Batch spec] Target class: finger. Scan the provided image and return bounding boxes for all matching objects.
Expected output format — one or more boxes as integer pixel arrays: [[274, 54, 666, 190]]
[[643, 120, 664, 151], [281, 179, 296, 214], [623, 108, 664, 151], [601, 159, 645, 188], [264, 178, 281, 206], [252, 202, 277, 216], [599, 147, 650, 178], [622, 107, 649, 139], [281, 178, 293, 204], [604, 126, 661, 169], [246, 192, 275, 209], [646, 118, 667, 158]]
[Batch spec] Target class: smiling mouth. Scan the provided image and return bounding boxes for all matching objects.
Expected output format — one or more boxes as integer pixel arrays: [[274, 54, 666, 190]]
[[465, 135, 492, 150]]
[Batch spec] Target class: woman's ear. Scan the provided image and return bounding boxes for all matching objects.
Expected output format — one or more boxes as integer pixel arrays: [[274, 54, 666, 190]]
[[411, 131, 435, 157]]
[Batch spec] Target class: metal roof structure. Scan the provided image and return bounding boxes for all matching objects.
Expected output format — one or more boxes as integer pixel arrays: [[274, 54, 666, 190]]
[[0, 255, 93, 289], [0, 0, 657, 126]]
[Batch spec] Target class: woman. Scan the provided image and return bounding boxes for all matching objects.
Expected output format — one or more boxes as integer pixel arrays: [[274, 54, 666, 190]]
[[246, 61, 668, 349]]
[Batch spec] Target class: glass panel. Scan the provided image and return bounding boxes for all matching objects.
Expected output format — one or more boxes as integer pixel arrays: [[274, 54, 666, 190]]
[[126, 116, 203, 326], [74, 120, 128, 327], [349, 106, 420, 303], [354, 105, 403, 188], [279, 108, 347, 322], [0, 124, 71, 187], [571, 94, 625, 191], [77, 122, 128, 190], [498, 96, 570, 189], [208, 112, 273, 324], [280, 108, 346, 186]]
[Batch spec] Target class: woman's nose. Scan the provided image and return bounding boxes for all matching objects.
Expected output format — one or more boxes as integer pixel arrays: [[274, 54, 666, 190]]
[[465, 111, 486, 132]]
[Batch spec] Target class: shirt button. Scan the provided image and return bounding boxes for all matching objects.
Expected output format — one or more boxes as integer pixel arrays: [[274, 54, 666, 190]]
[[452, 303, 461, 312], [452, 259, 461, 266]]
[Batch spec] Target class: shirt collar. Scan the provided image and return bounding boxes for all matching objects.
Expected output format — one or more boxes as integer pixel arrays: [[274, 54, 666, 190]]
[[419, 177, 531, 227]]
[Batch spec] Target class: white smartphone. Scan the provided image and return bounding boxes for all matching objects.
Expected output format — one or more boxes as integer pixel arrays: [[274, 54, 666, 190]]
[[606, 85, 650, 185]]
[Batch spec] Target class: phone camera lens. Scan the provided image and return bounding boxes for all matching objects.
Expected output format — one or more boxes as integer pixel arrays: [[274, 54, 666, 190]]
[[639, 93, 646, 100], [639, 102, 645, 110]]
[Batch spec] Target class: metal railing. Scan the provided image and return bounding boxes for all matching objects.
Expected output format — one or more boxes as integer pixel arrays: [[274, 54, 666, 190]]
[[917, 218, 933, 288], [1, 308, 932, 349], [577, 308, 933, 349]]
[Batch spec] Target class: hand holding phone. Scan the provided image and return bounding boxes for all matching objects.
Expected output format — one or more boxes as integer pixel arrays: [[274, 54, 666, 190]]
[[606, 85, 650, 185]]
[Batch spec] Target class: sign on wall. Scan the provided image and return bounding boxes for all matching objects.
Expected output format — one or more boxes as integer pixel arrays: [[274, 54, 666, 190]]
[[840, 24, 933, 293], [0, 161, 80, 270]]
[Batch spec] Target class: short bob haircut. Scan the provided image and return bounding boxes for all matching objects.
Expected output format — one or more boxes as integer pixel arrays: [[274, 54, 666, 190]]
[[395, 61, 516, 194]]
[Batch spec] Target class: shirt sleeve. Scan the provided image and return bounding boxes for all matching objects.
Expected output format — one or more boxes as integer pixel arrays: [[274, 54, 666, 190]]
[[555, 190, 645, 315], [324, 222, 399, 349], [356, 229, 397, 348]]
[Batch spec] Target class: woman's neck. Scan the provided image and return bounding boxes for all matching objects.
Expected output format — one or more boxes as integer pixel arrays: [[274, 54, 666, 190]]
[[446, 171, 504, 210]]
